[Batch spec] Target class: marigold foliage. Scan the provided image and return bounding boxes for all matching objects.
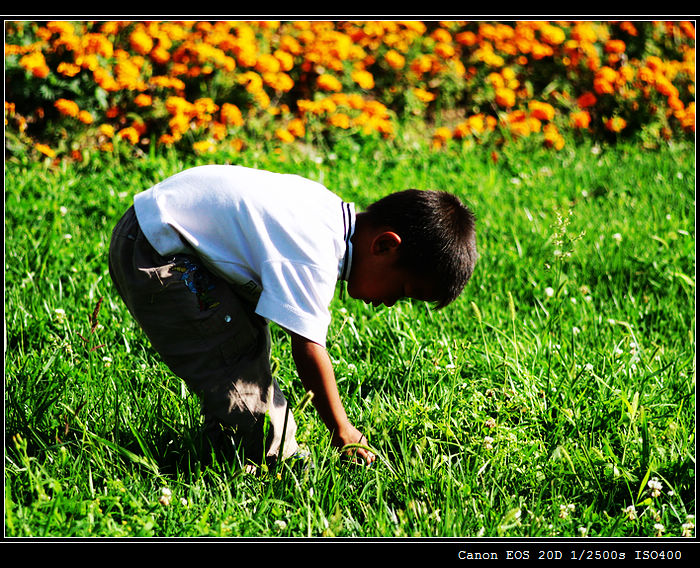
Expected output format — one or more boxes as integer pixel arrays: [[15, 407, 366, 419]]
[[4, 20, 696, 160]]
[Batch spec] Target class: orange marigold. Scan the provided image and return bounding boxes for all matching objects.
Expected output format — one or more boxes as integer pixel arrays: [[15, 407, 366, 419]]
[[288, 118, 305, 137], [604, 39, 626, 54], [78, 110, 93, 124], [605, 116, 627, 132], [529, 100, 555, 121], [19, 51, 50, 78], [54, 98, 80, 118], [329, 113, 351, 129], [577, 91, 597, 108], [495, 87, 516, 108], [571, 110, 591, 129], [385, 50, 406, 70], [317, 73, 342, 92]]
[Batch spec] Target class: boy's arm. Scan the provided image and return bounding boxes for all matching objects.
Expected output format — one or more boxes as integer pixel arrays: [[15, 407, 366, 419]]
[[289, 332, 374, 464]]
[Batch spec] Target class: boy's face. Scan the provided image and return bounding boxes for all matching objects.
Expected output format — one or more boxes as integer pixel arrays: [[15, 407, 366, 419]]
[[347, 231, 437, 308]]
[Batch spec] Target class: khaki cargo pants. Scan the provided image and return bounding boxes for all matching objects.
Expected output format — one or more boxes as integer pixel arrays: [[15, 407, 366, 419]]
[[108, 206, 298, 467]]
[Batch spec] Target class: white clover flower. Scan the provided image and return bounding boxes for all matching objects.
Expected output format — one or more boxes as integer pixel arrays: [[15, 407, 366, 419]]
[[612, 233, 622, 243], [623, 505, 636, 520], [559, 503, 576, 519], [485, 417, 496, 428], [648, 477, 663, 498], [483, 436, 494, 450], [654, 523, 665, 537], [544, 287, 555, 298], [158, 487, 172, 506], [274, 519, 288, 530]]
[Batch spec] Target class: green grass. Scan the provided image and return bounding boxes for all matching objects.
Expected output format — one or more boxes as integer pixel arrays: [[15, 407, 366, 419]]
[[4, 136, 695, 538]]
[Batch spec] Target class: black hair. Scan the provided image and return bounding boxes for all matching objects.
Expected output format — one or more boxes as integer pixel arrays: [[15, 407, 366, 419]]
[[363, 189, 477, 308]]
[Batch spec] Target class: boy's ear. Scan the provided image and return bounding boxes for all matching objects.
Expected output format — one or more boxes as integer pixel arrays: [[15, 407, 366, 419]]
[[371, 231, 401, 255]]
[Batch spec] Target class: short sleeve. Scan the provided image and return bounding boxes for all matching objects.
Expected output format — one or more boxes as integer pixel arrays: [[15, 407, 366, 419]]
[[254, 260, 337, 346]]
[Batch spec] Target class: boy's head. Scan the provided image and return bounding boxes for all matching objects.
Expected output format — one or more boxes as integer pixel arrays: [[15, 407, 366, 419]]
[[348, 189, 477, 309]]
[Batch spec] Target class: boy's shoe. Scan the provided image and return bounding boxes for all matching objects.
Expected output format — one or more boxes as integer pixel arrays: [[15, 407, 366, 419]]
[[287, 447, 314, 474]]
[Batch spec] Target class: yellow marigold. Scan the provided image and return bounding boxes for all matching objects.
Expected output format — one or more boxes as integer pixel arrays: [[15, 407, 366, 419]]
[[434, 42, 455, 59], [317, 73, 342, 92], [255, 53, 281, 74], [384, 49, 406, 69], [543, 123, 565, 150], [412, 88, 436, 103], [274, 49, 295, 71], [118, 126, 140, 144], [432, 126, 452, 148], [169, 114, 190, 137], [151, 46, 171, 65], [433, 126, 452, 142], [468, 114, 487, 134], [81, 32, 114, 58], [540, 24, 566, 45], [410, 54, 433, 75], [55, 98, 80, 118], [212, 122, 227, 141], [99, 124, 115, 137], [495, 87, 516, 108], [57, 62, 81, 77], [19, 51, 49, 78], [264, 72, 294, 92], [279, 35, 302, 55], [35, 143, 55, 158], [328, 113, 351, 129], [194, 97, 218, 118], [220, 102, 244, 127], [352, 69, 375, 90], [193, 139, 216, 153], [151, 75, 186, 91], [130, 28, 154, 55], [275, 128, 295, 143], [166, 96, 195, 117]]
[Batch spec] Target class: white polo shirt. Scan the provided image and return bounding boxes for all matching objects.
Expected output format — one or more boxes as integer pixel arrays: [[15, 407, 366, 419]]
[[133, 164, 355, 346]]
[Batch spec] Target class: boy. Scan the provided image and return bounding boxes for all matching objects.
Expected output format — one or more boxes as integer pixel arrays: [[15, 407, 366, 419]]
[[109, 164, 476, 468]]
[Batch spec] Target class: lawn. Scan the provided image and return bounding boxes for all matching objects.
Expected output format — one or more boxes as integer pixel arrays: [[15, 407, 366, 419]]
[[4, 135, 695, 541]]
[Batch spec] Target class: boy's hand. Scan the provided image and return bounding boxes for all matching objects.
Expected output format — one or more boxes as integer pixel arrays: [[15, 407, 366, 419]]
[[290, 332, 375, 466], [332, 422, 375, 465]]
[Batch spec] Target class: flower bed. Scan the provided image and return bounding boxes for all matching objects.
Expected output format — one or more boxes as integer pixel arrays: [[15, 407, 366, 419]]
[[5, 20, 695, 159]]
